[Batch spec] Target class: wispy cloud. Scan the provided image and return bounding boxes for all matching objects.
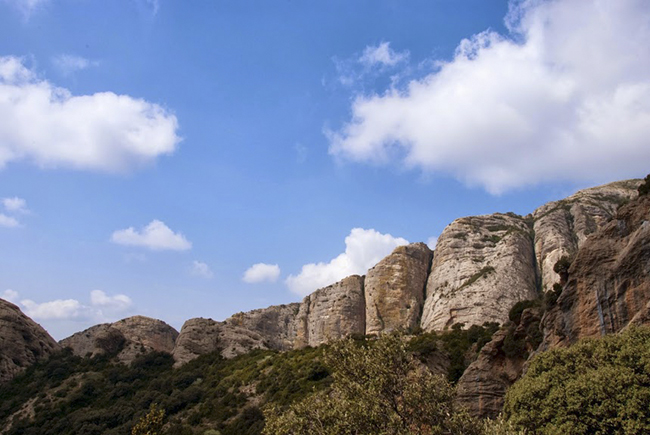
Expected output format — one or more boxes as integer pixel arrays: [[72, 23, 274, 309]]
[[243, 263, 281, 284], [359, 42, 409, 68], [2, 0, 48, 17], [52, 54, 99, 76], [329, 0, 650, 193], [0, 56, 180, 173], [0, 214, 20, 228], [191, 260, 213, 278], [2, 197, 29, 214], [286, 228, 408, 296], [111, 220, 192, 251]]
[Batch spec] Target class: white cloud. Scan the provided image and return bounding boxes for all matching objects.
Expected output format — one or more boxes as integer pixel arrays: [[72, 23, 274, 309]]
[[243, 263, 280, 284], [111, 220, 192, 251], [0, 213, 19, 228], [2, 196, 28, 213], [52, 54, 98, 76], [2, 0, 47, 16], [427, 236, 438, 250], [0, 56, 180, 173], [191, 260, 213, 278], [2, 289, 19, 303], [286, 228, 408, 296], [329, 0, 650, 194], [12, 289, 132, 321], [359, 42, 409, 67]]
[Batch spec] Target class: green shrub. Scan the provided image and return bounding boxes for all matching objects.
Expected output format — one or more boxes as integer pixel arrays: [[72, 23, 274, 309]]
[[638, 173, 650, 196]]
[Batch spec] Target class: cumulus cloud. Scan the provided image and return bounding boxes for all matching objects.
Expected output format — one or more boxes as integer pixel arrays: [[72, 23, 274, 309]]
[[13, 289, 132, 321], [359, 42, 409, 67], [111, 220, 192, 251], [329, 0, 650, 194], [2, 196, 28, 213], [52, 54, 98, 76], [191, 260, 214, 278], [0, 56, 180, 173], [2, 289, 19, 303], [243, 263, 281, 284], [0, 213, 19, 228], [286, 228, 408, 296]]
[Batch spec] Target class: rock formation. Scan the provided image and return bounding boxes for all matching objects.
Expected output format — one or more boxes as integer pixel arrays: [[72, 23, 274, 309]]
[[294, 275, 365, 348], [542, 192, 650, 348], [225, 303, 300, 351], [421, 213, 538, 331], [60, 315, 178, 364], [0, 299, 60, 384], [365, 243, 432, 335]]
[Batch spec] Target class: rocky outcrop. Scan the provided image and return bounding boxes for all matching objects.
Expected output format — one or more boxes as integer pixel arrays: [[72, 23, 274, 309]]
[[172, 317, 269, 366], [60, 316, 178, 364], [294, 275, 365, 348], [365, 243, 432, 335], [532, 180, 640, 293], [456, 307, 542, 418], [225, 303, 300, 351], [0, 299, 60, 384], [421, 213, 538, 331], [541, 193, 650, 348]]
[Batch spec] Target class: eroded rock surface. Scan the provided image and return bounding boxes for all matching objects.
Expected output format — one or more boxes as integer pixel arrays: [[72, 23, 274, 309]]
[[533, 180, 640, 293], [421, 214, 538, 331], [294, 275, 365, 348], [60, 315, 178, 364], [365, 243, 432, 335], [0, 299, 60, 384], [542, 193, 650, 348], [225, 303, 299, 351]]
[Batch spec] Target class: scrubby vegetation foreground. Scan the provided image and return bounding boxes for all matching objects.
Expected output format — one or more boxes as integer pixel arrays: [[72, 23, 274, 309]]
[[2, 326, 650, 435]]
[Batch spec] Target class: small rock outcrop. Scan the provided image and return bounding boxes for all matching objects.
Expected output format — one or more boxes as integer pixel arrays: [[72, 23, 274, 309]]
[[421, 213, 538, 331], [294, 275, 365, 348], [365, 243, 432, 335], [172, 317, 268, 366], [60, 316, 178, 364], [532, 180, 640, 293], [542, 192, 650, 348], [225, 303, 300, 351], [0, 299, 60, 384]]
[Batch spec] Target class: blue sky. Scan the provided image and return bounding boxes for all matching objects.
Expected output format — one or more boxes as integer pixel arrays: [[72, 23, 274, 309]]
[[1, 0, 649, 339]]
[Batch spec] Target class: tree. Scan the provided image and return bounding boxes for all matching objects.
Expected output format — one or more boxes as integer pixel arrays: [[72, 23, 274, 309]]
[[263, 333, 480, 435], [503, 327, 650, 435], [132, 403, 165, 435], [638, 173, 650, 196]]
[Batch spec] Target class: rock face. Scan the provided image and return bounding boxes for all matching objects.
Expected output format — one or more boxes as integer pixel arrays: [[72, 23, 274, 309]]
[[542, 192, 650, 348], [0, 299, 60, 384], [365, 243, 433, 335], [294, 275, 365, 348], [225, 303, 300, 351], [421, 213, 538, 331], [60, 316, 178, 364], [532, 180, 640, 293], [172, 317, 269, 366]]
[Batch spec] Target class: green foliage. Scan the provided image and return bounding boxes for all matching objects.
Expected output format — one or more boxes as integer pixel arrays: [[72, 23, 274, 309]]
[[508, 299, 540, 325], [263, 333, 481, 435], [459, 266, 496, 290], [504, 327, 650, 435], [132, 404, 165, 435], [638, 174, 650, 196]]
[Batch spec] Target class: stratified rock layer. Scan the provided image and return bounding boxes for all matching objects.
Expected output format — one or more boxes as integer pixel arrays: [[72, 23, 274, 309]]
[[365, 243, 432, 335], [421, 214, 538, 331], [542, 193, 650, 348], [294, 275, 365, 348], [60, 316, 178, 364], [225, 303, 300, 351], [532, 180, 640, 293], [0, 299, 60, 384]]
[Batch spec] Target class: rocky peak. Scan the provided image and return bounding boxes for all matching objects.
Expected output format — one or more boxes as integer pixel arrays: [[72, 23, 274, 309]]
[[225, 303, 300, 351], [0, 298, 60, 384]]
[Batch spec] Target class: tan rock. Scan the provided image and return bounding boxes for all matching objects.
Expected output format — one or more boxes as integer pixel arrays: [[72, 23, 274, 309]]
[[0, 299, 60, 384], [365, 243, 433, 335], [294, 275, 365, 348], [60, 315, 178, 364], [421, 213, 537, 331], [225, 303, 300, 351]]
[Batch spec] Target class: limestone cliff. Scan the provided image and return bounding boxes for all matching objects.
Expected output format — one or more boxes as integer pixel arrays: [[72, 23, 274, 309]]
[[60, 315, 178, 364], [365, 243, 432, 335], [421, 213, 538, 331], [541, 192, 650, 348], [225, 303, 300, 351], [0, 299, 60, 384], [532, 180, 640, 293], [294, 275, 365, 348]]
